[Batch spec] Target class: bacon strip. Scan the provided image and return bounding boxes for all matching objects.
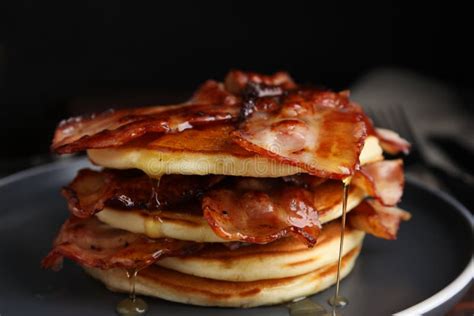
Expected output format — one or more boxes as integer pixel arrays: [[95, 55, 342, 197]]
[[202, 178, 321, 246], [233, 90, 367, 179], [52, 81, 239, 154], [352, 159, 404, 206], [348, 200, 411, 240], [376, 128, 411, 155], [63, 169, 155, 218], [42, 217, 201, 270], [62, 169, 223, 218], [63, 160, 406, 244]]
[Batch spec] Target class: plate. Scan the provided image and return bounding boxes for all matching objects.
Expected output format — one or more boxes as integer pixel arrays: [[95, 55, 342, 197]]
[[0, 158, 471, 315]]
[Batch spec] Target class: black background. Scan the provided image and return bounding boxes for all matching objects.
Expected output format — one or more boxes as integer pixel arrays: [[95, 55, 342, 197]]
[[0, 1, 471, 162]]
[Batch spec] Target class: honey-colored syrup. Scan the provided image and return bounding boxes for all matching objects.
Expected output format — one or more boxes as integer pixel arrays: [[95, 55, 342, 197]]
[[327, 177, 351, 309], [290, 178, 351, 316], [116, 269, 148, 316], [288, 298, 333, 316], [149, 177, 161, 209]]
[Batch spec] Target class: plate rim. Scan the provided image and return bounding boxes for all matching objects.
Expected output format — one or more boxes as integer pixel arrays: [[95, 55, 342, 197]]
[[395, 175, 473, 315], [0, 159, 472, 314]]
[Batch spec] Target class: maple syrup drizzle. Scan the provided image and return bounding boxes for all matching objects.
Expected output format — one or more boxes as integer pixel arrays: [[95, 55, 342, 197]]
[[116, 269, 148, 316], [289, 177, 351, 316], [148, 177, 161, 209], [328, 177, 351, 310], [288, 298, 332, 316]]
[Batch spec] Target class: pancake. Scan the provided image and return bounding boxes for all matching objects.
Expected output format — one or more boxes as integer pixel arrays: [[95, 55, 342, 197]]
[[157, 221, 365, 281], [84, 246, 361, 308], [88, 126, 382, 177], [95, 186, 366, 242]]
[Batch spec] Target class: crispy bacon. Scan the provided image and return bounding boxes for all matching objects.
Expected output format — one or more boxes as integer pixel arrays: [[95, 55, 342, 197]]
[[376, 128, 411, 155], [232, 90, 367, 179], [348, 200, 411, 240], [63, 169, 155, 218], [201, 159, 405, 244], [51, 70, 381, 182], [42, 216, 201, 270], [52, 81, 240, 154], [62, 169, 223, 218], [202, 178, 321, 246], [63, 160, 405, 245], [352, 159, 404, 206]]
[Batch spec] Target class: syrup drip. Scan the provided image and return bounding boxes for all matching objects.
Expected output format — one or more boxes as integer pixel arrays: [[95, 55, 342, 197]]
[[148, 177, 161, 209], [328, 177, 351, 310], [289, 177, 351, 316], [288, 298, 331, 316], [116, 269, 148, 316]]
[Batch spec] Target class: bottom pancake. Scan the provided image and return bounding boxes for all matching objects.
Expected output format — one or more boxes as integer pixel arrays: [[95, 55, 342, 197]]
[[84, 246, 361, 308]]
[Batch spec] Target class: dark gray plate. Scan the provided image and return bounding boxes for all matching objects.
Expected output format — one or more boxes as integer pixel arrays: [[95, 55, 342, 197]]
[[0, 158, 471, 316]]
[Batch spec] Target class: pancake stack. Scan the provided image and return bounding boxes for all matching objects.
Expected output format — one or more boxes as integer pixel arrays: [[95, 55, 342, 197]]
[[43, 70, 411, 307]]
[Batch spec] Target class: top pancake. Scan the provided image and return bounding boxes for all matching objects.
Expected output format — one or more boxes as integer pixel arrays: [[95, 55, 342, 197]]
[[88, 124, 382, 178]]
